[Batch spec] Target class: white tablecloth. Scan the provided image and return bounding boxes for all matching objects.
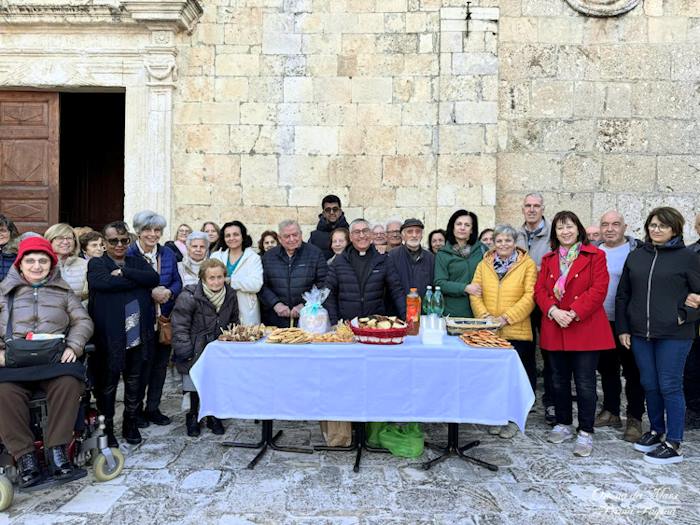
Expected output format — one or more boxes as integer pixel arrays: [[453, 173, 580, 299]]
[[190, 335, 535, 431]]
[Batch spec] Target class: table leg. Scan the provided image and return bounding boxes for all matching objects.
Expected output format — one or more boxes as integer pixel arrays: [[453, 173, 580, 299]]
[[222, 420, 313, 470], [422, 423, 498, 472]]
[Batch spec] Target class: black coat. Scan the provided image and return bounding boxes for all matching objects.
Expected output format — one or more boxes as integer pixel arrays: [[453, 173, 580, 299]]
[[616, 241, 700, 340], [87, 254, 160, 370], [324, 245, 406, 324], [308, 213, 349, 260], [259, 243, 328, 327], [386, 245, 435, 297], [171, 283, 239, 373]]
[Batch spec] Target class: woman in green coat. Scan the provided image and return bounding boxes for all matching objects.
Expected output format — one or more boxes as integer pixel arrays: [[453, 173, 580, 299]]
[[434, 209, 487, 317]]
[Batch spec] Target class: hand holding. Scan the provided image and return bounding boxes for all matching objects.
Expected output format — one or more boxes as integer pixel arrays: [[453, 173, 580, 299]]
[[291, 304, 304, 318], [685, 293, 700, 308], [274, 303, 291, 318], [465, 283, 482, 296], [0, 350, 5, 367], [619, 333, 631, 349]]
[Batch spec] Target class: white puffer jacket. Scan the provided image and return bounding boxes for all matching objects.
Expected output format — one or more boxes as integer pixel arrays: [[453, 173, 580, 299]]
[[57, 256, 88, 300], [210, 247, 262, 325]]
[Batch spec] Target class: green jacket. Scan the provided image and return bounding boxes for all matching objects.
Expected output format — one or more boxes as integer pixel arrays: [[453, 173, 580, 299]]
[[434, 241, 487, 317]]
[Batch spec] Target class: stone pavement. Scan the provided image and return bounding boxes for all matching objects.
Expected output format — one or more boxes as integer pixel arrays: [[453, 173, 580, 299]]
[[2, 371, 699, 525]]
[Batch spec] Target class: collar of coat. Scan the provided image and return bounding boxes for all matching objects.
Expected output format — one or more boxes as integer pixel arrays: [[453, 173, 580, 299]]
[[0, 265, 72, 295]]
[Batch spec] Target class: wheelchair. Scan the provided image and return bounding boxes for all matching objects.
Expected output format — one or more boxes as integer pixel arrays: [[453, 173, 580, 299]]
[[0, 344, 125, 511]]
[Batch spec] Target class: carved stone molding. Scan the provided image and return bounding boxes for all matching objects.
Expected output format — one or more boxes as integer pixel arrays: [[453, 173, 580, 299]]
[[0, 0, 203, 33], [565, 0, 640, 17]]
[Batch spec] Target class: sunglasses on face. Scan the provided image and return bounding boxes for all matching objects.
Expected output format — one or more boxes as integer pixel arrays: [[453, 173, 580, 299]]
[[106, 237, 131, 246], [324, 206, 340, 213]]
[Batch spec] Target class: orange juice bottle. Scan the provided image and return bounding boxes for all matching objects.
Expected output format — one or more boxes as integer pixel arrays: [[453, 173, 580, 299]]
[[406, 288, 421, 335]]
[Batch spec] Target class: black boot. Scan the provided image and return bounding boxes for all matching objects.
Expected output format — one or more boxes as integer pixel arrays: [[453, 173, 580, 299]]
[[186, 412, 201, 437], [47, 445, 75, 480], [122, 416, 142, 445], [135, 408, 150, 429], [17, 452, 41, 488], [104, 419, 119, 448], [145, 409, 171, 426], [206, 416, 225, 435]]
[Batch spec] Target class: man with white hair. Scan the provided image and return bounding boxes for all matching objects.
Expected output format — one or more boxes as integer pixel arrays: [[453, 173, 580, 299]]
[[385, 218, 403, 252], [515, 193, 555, 425], [259, 220, 328, 328], [594, 210, 645, 442]]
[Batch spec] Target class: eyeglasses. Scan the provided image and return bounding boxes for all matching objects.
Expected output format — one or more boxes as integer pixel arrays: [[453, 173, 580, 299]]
[[323, 206, 340, 213], [106, 237, 131, 246], [387, 230, 401, 237], [648, 223, 671, 231], [53, 235, 74, 243], [351, 228, 371, 237], [23, 257, 51, 266]]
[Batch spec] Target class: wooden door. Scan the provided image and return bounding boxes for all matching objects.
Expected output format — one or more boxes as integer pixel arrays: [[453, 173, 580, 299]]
[[0, 91, 59, 233]]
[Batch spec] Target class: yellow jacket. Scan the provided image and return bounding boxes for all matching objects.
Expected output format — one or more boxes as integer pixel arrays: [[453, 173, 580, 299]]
[[469, 248, 537, 341]]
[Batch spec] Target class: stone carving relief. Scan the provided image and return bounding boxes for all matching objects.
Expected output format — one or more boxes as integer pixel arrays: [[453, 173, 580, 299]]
[[565, 0, 640, 17], [0, 61, 99, 87]]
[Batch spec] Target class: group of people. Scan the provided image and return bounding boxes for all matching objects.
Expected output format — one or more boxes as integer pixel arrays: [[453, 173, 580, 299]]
[[0, 192, 698, 491]]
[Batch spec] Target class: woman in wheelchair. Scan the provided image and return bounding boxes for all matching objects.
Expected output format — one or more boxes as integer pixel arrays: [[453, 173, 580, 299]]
[[0, 237, 93, 488]]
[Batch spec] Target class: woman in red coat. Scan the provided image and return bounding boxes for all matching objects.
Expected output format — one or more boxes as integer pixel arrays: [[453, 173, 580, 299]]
[[535, 211, 614, 457]]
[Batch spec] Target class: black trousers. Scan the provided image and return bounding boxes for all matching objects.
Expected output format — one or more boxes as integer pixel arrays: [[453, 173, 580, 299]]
[[139, 340, 171, 413], [531, 306, 554, 406], [684, 337, 700, 413], [597, 322, 645, 420], [511, 340, 537, 394], [91, 344, 146, 420], [548, 350, 600, 433]]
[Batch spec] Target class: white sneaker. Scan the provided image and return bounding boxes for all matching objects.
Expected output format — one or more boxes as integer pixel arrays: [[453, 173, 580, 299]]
[[573, 430, 593, 457], [547, 424, 574, 444]]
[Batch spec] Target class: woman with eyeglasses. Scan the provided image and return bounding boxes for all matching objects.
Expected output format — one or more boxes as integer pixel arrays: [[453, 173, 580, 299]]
[[616, 207, 700, 465], [164, 223, 192, 262], [87, 221, 160, 447], [44, 223, 89, 300]]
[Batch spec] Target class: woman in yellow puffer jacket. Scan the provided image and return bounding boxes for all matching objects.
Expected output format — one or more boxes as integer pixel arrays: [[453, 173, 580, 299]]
[[470, 224, 537, 439]]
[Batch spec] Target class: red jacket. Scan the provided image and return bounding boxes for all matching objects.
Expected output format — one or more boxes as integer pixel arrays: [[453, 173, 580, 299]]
[[534, 244, 614, 351]]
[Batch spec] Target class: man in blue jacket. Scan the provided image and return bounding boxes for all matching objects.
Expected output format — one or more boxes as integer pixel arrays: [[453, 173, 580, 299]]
[[259, 220, 327, 328], [324, 218, 406, 324]]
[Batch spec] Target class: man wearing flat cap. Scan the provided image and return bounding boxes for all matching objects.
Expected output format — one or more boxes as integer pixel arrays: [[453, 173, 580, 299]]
[[386, 218, 434, 297]]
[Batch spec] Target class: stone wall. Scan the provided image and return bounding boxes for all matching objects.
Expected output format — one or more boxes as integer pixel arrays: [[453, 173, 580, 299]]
[[173, 0, 700, 240], [497, 0, 700, 239]]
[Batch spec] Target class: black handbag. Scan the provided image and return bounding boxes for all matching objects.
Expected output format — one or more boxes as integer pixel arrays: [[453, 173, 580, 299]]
[[3, 292, 65, 368]]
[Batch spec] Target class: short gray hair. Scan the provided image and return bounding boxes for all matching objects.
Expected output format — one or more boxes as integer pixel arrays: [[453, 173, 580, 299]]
[[186, 231, 210, 249], [493, 224, 518, 242], [133, 210, 167, 233], [349, 218, 369, 231], [278, 219, 301, 233], [371, 223, 385, 232], [523, 192, 544, 205], [385, 218, 402, 229]]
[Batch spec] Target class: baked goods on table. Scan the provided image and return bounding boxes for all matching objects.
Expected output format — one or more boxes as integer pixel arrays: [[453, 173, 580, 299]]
[[356, 315, 407, 329], [459, 330, 513, 349], [218, 324, 266, 342], [267, 327, 313, 344], [311, 322, 355, 343]]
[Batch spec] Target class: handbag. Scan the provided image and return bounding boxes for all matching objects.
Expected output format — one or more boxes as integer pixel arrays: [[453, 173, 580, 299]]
[[158, 315, 172, 345], [3, 292, 65, 368]]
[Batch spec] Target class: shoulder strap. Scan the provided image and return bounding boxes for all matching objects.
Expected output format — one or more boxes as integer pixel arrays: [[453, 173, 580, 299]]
[[4, 291, 14, 341]]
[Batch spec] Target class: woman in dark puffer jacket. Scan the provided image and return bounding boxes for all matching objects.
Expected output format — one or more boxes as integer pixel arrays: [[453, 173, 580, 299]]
[[171, 259, 239, 436]]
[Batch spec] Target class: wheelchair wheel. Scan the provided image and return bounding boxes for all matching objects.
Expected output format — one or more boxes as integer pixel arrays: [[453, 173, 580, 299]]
[[0, 475, 13, 511], [93, 448, 125, 482]]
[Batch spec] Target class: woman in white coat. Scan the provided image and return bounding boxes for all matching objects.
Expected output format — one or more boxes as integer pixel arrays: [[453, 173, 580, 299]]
[[210, 220, 262, 325]]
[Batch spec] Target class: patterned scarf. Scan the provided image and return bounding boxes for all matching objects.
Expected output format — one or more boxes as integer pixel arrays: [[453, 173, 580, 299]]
[[452, 242, 472, 258], [180, 256, 202, 282], [553, 242, 582, 301], [202, 284, 226, 313], [494, 251, 518, 280]]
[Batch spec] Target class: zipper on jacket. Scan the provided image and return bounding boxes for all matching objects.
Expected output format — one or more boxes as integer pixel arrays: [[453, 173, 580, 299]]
[[33, 288, 39, 331], [645, 247, 658, 339]]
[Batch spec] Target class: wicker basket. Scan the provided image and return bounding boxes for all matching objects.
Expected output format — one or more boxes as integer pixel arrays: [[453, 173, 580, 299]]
[[349, 318, 408, 345]]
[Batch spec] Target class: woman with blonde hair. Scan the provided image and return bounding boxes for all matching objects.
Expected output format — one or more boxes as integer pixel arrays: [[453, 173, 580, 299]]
[[44, 223, 88, 300]]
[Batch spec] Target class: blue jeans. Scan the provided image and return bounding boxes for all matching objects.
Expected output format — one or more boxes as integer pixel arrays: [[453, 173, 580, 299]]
[[632, 337, 693, 443]]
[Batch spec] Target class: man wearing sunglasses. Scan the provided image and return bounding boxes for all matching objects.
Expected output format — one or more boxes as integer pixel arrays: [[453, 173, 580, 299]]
[[87, 221, 160, 448], [308, 194, 350, 260]]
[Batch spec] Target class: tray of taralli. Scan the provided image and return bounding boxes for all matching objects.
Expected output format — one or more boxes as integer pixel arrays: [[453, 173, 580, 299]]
[[459, 330, 513, 349], [266, 327, 313, 344], [311, 322, 355, 343], [217, 324, 266, 342]]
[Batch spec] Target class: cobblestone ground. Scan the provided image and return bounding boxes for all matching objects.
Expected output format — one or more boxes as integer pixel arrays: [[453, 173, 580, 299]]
[[2, 370, 699, 525]]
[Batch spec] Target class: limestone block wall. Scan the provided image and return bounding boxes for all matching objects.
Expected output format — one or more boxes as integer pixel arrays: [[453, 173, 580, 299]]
[[497, 0, 700, 239], [173, 0, 501, 238]]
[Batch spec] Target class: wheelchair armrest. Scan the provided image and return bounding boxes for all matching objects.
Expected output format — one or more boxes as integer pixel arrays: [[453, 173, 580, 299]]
[[83, 343, 96, 355]]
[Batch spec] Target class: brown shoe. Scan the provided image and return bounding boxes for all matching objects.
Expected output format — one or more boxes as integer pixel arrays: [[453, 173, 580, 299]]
[[594, 410, 622, 428], [623, 417, 643, 443]]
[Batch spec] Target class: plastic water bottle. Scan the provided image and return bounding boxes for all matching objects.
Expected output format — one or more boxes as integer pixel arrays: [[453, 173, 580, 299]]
[[432, 286, 444, 318], [423, 286, 434, 316]]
